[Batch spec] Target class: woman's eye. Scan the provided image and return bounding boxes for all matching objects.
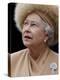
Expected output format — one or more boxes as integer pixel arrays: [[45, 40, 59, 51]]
[[31, 23, 36, 26], [24, 22, 28, 25]]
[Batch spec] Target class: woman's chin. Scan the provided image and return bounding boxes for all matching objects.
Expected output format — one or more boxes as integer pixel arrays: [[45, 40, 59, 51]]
[[23, 41, 32, 47]]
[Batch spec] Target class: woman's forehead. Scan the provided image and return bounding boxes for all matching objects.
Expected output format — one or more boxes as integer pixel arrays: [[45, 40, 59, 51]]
[[24, 13, 45, 24]]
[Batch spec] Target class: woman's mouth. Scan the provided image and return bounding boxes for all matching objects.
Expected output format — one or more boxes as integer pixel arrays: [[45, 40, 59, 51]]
[[24, 35, 32, 40]]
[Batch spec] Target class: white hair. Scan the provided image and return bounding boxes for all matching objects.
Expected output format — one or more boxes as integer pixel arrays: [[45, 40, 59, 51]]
[[44, 23, 54, 45]]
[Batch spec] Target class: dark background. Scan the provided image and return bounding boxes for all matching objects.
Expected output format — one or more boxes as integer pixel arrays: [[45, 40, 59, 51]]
[[8, 3, 26, 53], [8, 3, 58, 53]]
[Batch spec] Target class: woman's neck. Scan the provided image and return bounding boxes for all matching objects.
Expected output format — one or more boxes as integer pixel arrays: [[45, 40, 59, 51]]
[[28, 43, 48, 60]]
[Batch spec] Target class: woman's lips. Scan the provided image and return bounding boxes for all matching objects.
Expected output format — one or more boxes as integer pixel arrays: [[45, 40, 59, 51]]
[[24, 35, 32, 39]]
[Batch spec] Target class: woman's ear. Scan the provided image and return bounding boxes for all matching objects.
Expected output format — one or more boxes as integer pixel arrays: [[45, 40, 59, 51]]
[[44, 32, 48, 43]]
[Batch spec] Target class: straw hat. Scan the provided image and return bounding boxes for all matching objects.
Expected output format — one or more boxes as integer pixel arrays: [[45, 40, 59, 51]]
[[14, 3, 58, 46]]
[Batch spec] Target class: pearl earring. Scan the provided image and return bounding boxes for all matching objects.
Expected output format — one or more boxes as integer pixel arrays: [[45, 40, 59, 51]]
[[44, 39, 46, 43]]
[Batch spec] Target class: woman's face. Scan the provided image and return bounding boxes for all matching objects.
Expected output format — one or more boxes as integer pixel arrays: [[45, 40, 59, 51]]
[[22, 13, 47, 47]]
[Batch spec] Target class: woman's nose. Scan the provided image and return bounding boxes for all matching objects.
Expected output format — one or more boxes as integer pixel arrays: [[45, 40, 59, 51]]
[[23, 24, 31, 32]]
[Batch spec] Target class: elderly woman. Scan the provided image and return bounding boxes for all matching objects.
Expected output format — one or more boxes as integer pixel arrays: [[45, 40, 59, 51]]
[[10, 3, 58, 77]]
